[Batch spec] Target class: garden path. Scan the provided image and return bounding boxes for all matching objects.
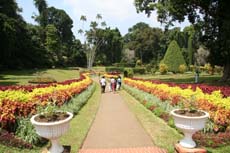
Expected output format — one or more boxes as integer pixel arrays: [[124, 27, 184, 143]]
[[79, 78, 167, 153]]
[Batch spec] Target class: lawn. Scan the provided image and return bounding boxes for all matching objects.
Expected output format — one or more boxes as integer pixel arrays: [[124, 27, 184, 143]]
[[0, 68, 80, 85]]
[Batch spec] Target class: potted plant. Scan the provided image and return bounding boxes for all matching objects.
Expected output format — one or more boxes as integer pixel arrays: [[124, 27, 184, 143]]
[[170, 96, 209, 148], [30, 102, 73, 153]]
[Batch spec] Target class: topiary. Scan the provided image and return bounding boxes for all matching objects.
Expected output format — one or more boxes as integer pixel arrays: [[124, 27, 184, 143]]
[[179, 64, 187, 74], [159, 63, 168, 74], [161, 40, 186, 73]]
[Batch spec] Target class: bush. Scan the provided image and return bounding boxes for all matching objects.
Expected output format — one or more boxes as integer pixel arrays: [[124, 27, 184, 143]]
[[214, 65, 223, 74], [133, 67, 146, 74], [159, 63, 168, 74], [124, 68, 134, 77], [145, 64, 152, 73], [113, 63, 135, 67], [179, 64, 187, 74], [135, 60, 142, 67], [161, 40, 186, 73], [204, 63, 214, 74], [105, 67, 124, 73]]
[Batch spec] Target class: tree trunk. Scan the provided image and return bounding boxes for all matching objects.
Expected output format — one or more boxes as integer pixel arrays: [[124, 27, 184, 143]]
[[220, 62, 230, 82]]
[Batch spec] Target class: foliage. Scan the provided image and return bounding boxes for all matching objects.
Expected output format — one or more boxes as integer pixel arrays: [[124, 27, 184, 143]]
[[28, 77, 57, 84], [0, 74, 92, 130], [124, 68, 134, 78], [161, 40, 186, 73], [135, 60, 142, 67], [135, 0, 230, 81], [16, 118, 44, 145], [105, 67, 124, 73], [123, 83, 230, 149], [159, 63, 168, 74], [0, 129, 33, 149], [204, 63, 214, 75], [124, 22, 164, 64], [179, 64, 187, 74], [124, 77, 230, 132], [133, 67, 146, 74]]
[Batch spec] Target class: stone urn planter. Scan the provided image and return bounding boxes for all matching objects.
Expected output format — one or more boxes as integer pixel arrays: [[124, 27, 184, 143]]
[[170, 109, 209, 148], [31, 111, 73, 153]]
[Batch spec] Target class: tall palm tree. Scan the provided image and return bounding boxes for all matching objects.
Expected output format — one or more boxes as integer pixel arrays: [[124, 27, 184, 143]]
[[96, 14, 102, 20], [80, 15, 87, 29], [78, 29, 84, 35], [90, 21, 98, 29]]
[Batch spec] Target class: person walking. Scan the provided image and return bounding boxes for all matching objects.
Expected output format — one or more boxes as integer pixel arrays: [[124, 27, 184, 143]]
[[117, 76, 122, 90], [100, 76, 106, 93], [110, 77, 116, 93]]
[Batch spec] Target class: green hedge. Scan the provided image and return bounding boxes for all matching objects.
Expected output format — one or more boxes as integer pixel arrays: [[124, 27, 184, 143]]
[[105, 66, 124, 72], [133, 67, 146, 74]]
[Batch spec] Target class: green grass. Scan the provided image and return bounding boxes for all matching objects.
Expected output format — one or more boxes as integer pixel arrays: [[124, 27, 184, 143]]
[[120, 90, 182, 153], [0, 68, 79, 85], [60, 82, 101, 153]]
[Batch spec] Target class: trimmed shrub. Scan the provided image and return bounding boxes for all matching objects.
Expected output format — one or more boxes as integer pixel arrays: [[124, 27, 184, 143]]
[[133, 67, 146, 74], [105, 67, 124, 73], [179, 64, 187, 74], [161, 40, 186, 73], [124, 68, 133, 77], [159, 63, 168, 74]]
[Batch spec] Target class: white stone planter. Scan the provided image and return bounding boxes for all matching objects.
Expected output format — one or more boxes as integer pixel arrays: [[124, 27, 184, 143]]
[[31, 112, 73, 153], [170, 109, 209, 148]]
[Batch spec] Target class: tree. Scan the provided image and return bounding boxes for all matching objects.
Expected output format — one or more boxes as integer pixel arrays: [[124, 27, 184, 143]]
[[135, 0, 230, 81], [33, 0, 48, 27], [162, 40, 186, 72], [79, 14, 107, 69], [96, 28, 123, 65], [45, 24, 61, 65], [124, 22, 163, 64], [0, 0, 48, 69]]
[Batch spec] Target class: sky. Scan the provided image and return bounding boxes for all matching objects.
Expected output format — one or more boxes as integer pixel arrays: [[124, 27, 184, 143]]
[[16, 0, 190, 41]]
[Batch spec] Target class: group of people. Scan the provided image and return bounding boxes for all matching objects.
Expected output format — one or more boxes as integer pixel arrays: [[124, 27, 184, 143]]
[[100, 76, 122, 93]]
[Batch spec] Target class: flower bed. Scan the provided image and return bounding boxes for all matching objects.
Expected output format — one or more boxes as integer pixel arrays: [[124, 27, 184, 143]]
[[122, 83, 230, 147], [0, 73, 92, 129], [131, 77, 230, 97], [124, 77, 230, 132]]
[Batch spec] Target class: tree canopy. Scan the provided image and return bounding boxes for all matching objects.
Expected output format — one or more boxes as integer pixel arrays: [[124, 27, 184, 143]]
[[135, 0, 230, 80]]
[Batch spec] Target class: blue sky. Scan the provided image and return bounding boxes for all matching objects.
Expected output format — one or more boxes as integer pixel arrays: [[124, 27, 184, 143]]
[[16, 0, 190, 41]]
